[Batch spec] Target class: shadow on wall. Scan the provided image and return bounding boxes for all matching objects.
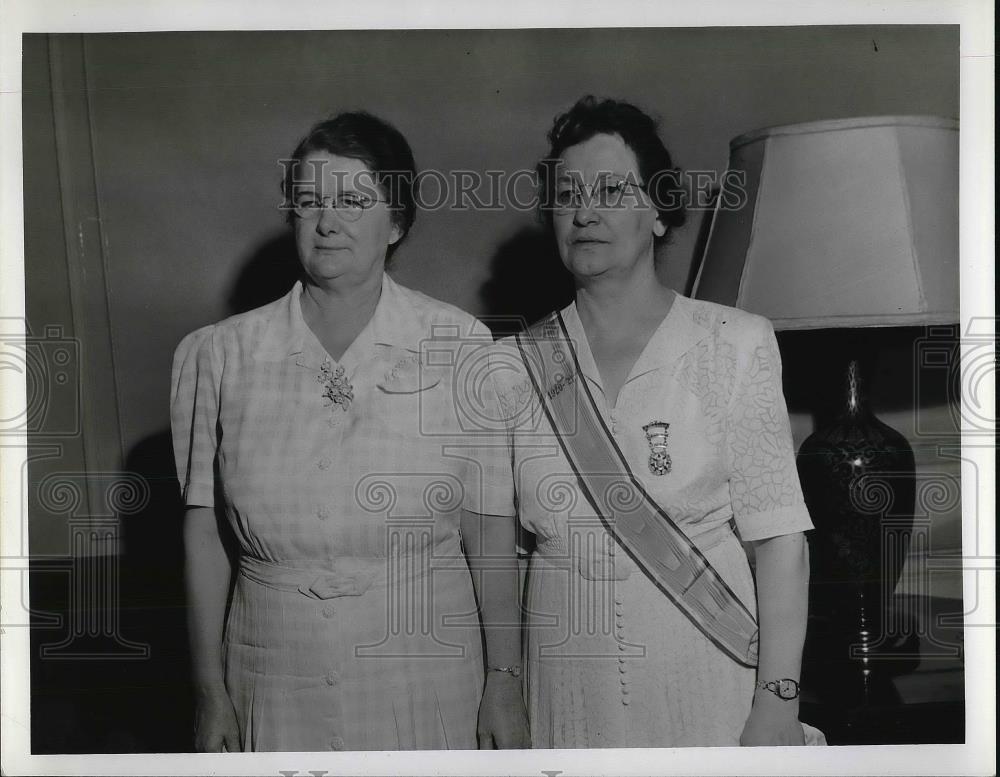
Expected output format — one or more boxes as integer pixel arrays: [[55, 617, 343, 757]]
[[478, 197, 716, 338], [116, 430, 195, 750], [478, 225, 574, 337], [682, 188, 718, 297], [227, 230, 302, 316], [29, 229, 304, 754], [30, 431, 195, 753]]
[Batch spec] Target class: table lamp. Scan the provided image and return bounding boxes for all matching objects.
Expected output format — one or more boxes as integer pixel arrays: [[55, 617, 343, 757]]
[[692, 116, 959, 706]]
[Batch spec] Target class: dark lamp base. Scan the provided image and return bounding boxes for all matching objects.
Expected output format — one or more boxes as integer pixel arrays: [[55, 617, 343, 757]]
[[796, 358, 917, 708]]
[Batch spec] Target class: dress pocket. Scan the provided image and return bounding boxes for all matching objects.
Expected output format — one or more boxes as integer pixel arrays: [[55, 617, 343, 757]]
[[376, 377, 441, 395], [376, 350, 443, 394]]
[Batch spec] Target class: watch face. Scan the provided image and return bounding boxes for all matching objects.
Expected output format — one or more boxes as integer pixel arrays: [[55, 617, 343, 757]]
[[776, 679, 799, 699]]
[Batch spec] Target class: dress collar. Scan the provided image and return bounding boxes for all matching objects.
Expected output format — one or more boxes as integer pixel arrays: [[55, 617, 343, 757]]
[[253, 273, 426, 368], [559, 292, 714, 394]]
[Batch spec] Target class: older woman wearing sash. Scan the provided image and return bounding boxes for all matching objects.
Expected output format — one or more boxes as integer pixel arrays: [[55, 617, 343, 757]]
[[480, 96, 819, 747]]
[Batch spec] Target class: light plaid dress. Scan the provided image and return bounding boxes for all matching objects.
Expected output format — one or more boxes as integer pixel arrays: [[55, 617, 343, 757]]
[[488, 295, 816, 748], [171, 275, 509, 752]]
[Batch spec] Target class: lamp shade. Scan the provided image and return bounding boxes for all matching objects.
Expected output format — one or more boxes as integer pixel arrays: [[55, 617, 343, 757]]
[[693, 116, 959, 329]]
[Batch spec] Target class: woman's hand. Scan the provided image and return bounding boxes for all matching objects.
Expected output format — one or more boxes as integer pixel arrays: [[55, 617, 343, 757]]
[[193, 688, 241, 752], [739, 694, 805, 746], [477, 673, 530, 749]]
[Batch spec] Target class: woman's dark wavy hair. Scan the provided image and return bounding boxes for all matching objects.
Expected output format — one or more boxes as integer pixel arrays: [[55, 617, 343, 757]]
[[537, 96, 687, 240], [282, 111, 417, 258]]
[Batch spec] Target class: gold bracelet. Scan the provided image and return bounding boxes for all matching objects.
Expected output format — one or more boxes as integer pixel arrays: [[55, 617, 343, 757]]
[[487, 664, 522, 678]]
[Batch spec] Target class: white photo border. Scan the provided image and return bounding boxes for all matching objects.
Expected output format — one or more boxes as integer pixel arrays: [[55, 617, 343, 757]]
[[1, 1, 994, 775]]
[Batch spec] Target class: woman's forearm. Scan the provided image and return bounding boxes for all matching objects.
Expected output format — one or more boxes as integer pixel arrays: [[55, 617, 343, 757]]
[[460, 510, 522, 669], [183, 506, 233, 697], [461, 509, 530, 747], [751, 531, 809, 708]]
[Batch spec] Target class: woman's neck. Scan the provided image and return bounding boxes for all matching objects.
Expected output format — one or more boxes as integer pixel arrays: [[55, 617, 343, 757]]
[[574, 262, 674, 336], [302, 273, 382, 327], [300, 273, 383, 361], [572, 263, 676, 409]]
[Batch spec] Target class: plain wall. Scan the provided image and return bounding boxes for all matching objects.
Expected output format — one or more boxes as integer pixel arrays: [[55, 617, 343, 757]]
[[68, 27, 960, 457]]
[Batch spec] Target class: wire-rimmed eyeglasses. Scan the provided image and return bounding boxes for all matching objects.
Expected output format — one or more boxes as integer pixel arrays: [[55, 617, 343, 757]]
[[290, 192, 388, 222], [551, 179, 649, 212]]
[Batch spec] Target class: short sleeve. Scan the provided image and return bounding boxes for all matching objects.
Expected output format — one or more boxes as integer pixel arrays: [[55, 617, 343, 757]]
[[170, 325, 220, 508], [458, 324, 517, 517], [726, 318, 814, 542]]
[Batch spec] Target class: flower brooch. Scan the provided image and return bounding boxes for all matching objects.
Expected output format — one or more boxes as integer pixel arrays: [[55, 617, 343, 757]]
[[317, 358, 354, 412]]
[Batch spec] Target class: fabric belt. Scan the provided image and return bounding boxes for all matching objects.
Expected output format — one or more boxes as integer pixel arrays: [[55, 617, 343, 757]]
[[239, 555, 400, 600]]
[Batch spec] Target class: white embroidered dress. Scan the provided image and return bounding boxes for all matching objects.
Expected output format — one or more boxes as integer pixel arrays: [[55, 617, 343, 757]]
[[489, 294, 814, 748], [171, 275, 508, 751]]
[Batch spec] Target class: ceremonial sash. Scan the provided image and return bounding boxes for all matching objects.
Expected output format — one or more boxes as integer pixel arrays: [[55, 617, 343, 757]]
[[515, 312, 760, 667]]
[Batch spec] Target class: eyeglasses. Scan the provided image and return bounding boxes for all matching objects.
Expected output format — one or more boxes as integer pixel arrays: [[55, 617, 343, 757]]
[[552, 179, 649, 212], [290, 192, 387, 222]]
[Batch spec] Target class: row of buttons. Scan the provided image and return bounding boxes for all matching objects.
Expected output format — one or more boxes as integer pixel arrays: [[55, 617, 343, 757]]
[[324, 598, 344, 751], [310, 467, 346, 755], [316, 452, 332, 522], [324, 616, 344, 750], [614, 591, 630, 706]]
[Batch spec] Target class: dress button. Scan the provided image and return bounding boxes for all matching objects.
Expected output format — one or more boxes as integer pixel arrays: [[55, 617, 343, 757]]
[[618, 663, 627, 673], [614, 594, 624, 605], [322, 604, 337, 619], [325, 670, 340, 686], [621, 686, 630, 695], [617, 642, 626, 651], [330, 736, 345, 750], [317, 458, 332, 471], [316, 507, 329, 521], [622, 697, 631, 706]]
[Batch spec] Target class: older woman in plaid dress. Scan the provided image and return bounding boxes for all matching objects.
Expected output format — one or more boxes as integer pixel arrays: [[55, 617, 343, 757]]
[[172, 113, 528, 752]]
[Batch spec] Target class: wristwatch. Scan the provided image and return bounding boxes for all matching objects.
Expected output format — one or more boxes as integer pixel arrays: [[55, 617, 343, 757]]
[[756, 678, 800, 700]]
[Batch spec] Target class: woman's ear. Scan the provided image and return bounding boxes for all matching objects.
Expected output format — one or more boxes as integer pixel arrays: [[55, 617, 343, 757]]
[[388, 221, 404, 246]]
